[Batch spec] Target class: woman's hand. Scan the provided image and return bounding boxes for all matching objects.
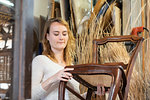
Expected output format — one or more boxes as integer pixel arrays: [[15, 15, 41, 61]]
[[95, 84, 109, 96], [51, 68, 74, 83], [42, 68, 74, 91]]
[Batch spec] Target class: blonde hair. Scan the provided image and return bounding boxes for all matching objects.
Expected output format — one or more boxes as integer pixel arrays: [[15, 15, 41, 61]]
[[42, 18, 75, 65]]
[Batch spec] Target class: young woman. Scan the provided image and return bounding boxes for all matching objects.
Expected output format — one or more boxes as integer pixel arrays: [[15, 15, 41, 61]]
[[32, 18, 80, 100]]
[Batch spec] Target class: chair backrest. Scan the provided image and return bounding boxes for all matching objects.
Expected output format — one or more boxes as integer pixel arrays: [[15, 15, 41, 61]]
[[92, 35, 144, 99]]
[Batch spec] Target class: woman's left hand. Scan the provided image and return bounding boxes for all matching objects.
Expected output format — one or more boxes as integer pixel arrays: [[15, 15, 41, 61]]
[[59, 68, 74, 81], [50, 68, 74, 83]]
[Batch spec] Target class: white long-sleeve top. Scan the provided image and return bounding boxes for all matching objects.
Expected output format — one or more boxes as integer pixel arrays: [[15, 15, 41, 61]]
[[32, 55, 80, 100]]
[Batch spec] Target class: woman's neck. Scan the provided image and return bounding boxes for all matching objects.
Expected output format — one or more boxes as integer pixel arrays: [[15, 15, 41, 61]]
[[55, 53, 64, 63], [52, 49, 66, 66]]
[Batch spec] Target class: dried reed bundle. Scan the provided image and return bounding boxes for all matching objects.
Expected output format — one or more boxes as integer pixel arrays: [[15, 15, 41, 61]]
[[75, 16, 104, 65], [128, 38, 150, 100], [122, 0, 150, 99], [75, 13, 112, 97], [72, 1, 150, 100], [144, 38, 150, 99], [99, 42, 130, 64], [74, 4, 130, 100], [128, 67, 146, 100]]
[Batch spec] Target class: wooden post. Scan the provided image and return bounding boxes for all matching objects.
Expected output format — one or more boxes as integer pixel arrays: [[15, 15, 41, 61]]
[[141, 0, 145, 27], [147, 0, 150, 71], [146, 0, 150, 31], [24, 0, 34, 98], [51, 0, 55, 18], [60, 0, 70, 21], [141, 0, 146, 76], [147, 0, 150, 30], [12, 0, 33, 99], [69, 0, 77, 34]]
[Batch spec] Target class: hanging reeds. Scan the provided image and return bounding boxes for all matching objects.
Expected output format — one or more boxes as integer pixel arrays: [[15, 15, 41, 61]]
[[73, 4, 130, 100], [70, 0, 150, 99], [128, 38, 150, 100]]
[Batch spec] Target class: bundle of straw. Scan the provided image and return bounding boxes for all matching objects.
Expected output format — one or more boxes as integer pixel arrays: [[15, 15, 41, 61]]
[[74, 6, 130, 100], [128, 38, 150, 100], [72, 0, 150, 100]]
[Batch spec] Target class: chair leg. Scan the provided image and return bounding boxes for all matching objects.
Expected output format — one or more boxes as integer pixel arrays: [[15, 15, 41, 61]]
[[86, 88, 93, 100], [108, 70, 122, 100], [58, 81, 67, 100], [118, 90, 124, 100]]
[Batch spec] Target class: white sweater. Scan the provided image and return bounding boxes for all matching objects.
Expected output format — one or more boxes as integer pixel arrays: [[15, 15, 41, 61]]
[[32, 55, 80, 100]]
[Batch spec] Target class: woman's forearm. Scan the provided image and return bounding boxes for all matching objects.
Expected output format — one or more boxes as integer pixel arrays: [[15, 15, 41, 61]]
[[41, 76, 55, 91]]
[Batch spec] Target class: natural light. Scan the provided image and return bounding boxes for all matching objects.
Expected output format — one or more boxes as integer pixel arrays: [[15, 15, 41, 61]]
[[0, 39, 12, 50], [0, 83, 10, 90], [0, 0, 14, 7]]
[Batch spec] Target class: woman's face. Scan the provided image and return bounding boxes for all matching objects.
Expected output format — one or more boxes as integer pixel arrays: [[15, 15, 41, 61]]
[[47, 22, 69, 52]]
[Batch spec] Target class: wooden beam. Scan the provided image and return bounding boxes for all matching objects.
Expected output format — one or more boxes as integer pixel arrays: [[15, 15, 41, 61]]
[[12, 0, 33, 99], [24, 0, 34, 98], [60, 0, 71, 21], [147, 0, 150, 30], [48, 0, 54, 19], [146, 0, 150, 71], [50, 0, 55, 18], [69, 0, 77, 34], [141, 0, 145, 27], [141, 0, 146, 76]]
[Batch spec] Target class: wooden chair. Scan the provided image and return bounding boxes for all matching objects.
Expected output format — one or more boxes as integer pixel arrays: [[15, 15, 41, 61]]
[[58, 35, 144, 100]]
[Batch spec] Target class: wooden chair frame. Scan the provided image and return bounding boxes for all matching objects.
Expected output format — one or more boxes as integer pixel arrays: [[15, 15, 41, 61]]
[[58, 35, 144, 100], [93, 35, 144, 100]]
